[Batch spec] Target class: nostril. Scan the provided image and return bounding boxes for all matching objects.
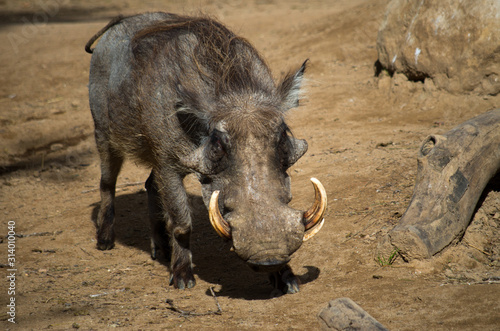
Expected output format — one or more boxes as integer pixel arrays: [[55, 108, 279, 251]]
[[223, 205, 234, 214], [249, 264, 260, 272]]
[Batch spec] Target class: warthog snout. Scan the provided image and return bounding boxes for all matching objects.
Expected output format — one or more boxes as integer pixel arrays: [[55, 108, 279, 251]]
[[209, 178, 327, 270]]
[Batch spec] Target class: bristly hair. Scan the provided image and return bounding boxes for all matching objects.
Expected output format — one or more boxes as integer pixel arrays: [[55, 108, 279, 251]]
[[129, 13, 285, 139], [131, 14, 276, 99]]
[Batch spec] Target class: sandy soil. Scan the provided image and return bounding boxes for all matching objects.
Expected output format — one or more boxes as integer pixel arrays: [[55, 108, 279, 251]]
[[1, 0, 499, 330]]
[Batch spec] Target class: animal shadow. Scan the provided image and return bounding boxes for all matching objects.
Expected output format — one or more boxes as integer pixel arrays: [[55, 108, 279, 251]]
[[90, 188, 320, 299]]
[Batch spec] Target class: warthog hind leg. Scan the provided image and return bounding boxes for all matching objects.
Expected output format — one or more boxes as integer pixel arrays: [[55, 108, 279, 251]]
[[95, 143, 124, 250]]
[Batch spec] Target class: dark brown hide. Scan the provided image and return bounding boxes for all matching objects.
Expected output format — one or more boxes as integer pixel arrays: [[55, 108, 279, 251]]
[[86, 12, 320, 294]]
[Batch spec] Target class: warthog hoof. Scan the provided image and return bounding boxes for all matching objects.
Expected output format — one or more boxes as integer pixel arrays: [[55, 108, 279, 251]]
[[96, 228, 115, 250], [169, 267, 196, 290], [269, 265, 300, 297], [96, 240, 115, 250]]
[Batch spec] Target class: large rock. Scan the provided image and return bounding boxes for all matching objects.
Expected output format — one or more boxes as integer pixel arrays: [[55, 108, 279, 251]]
[[376, 0, 500, 95]]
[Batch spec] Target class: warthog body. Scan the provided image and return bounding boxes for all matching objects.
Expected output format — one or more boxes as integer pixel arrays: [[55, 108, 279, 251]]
[[85, 12, 326, 294]]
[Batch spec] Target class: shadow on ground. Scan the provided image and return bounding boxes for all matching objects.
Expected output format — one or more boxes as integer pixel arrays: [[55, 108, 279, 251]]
[[89, 189, 320, 300], [0, 4, 119, 27]]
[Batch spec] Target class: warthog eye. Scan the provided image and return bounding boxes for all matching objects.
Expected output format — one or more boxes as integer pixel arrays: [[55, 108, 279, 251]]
[[207, 129, 229, 163], [278, 127, 293, 169], [181, 129, 230, 175]]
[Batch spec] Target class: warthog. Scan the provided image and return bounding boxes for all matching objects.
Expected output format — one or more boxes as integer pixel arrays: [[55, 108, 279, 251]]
[[85, 12, 326, 294]]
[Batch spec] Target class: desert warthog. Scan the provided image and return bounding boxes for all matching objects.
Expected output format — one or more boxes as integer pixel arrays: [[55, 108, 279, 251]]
[[85, 12, 326, 294]]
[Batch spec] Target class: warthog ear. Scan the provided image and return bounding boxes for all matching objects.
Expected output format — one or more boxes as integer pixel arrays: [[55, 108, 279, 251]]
[[288, 137, 308, 166], [279, 59, 308, 111], [175, 83, 202, 112], [174, 83, 211, 144]]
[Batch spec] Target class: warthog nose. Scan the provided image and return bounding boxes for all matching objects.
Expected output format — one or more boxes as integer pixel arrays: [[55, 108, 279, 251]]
[[247, 257, 290, 273]]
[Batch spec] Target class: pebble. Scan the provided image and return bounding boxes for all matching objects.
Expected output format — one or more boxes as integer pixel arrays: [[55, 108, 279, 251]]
[[50, 143, 64, 151]]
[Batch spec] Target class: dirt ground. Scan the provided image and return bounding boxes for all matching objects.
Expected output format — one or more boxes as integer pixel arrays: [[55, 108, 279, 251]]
[[1, 0, 499, 330]]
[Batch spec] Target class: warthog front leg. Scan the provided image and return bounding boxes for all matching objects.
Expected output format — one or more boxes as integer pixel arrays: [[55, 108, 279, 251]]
[[269, 264, 300, 296], [148, 169, 195, 290]]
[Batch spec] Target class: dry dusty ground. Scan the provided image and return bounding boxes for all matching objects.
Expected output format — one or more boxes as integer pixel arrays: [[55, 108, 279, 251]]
[[1, 0, 499, 330]]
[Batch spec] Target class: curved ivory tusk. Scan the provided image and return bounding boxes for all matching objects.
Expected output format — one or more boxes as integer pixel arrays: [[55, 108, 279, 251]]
[[303, 178, 327, 241], [303, 218, 325, 242], [209, 190, 232, 239]]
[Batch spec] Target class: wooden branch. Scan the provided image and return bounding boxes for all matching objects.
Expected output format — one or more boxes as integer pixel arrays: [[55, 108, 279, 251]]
[[165, 287, 222, 317], [388, 109, 500, 260]]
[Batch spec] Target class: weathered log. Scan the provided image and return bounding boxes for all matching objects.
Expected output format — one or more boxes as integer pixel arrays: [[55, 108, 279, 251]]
[[318, 298, 388, 331], [389, 109, 500, 260]]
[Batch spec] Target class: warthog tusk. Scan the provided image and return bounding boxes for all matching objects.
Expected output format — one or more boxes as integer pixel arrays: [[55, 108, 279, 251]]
[[209, 179, 327, 242], [209, 190, 232, 239], [303, 218, 325, 242], [303, 178, 327, 241]]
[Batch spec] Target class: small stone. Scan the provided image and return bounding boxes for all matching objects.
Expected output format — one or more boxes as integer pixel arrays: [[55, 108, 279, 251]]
[[318, 297, 388, 330], [50, 143, 64, 151]]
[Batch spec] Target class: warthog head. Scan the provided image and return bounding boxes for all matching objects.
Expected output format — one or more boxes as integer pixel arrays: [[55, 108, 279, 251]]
[[181, 61, 326, 272]]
